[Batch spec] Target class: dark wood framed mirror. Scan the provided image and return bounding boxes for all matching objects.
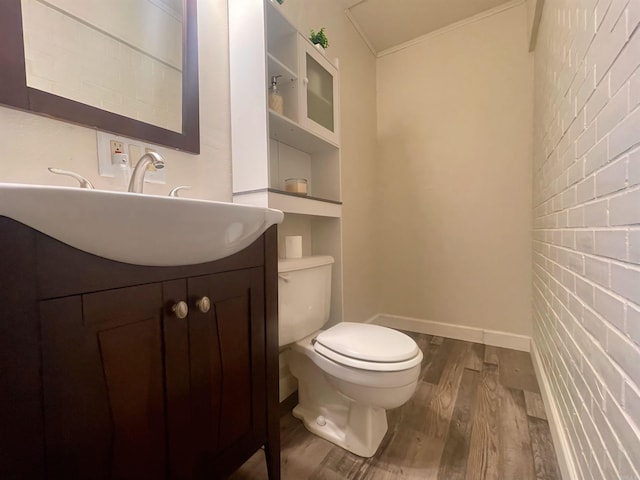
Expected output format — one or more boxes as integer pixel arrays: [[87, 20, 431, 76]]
[[0, 0, 199, 154]]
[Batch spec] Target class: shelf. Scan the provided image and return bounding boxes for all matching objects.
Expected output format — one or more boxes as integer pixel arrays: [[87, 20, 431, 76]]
[[265, 0, 298, 68], [267, 53, 297, 81], [233, 189, 342, 218], [268, 188, 340, 204], [266, 0, 296, 38], [269, 110, 337, 154]]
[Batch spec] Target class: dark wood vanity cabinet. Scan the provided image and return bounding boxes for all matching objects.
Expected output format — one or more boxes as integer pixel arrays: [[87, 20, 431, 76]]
[[39, 283, 170, 479], [0, 217, 280, 480]]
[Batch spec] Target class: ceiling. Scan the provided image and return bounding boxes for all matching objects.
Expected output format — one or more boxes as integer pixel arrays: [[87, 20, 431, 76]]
[[346, 0, 515, 54]]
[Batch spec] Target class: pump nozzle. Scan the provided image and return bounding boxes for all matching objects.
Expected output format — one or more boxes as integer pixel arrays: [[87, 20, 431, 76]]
[[269, 75, 284, 114]]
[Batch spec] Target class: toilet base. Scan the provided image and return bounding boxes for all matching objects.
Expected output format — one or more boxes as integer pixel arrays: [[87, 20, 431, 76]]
[[289, 348, 388, 457], [292, 400, 387, 458]]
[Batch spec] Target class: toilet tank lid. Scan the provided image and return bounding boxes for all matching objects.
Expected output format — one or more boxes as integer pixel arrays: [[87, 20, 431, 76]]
[[315, 322, 420, 363], [278, 255, 334, 273]]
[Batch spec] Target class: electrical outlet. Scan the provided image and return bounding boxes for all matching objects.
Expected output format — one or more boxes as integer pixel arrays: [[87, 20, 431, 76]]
[[110, 140, 124, 157], [97, 131, 123, 177]]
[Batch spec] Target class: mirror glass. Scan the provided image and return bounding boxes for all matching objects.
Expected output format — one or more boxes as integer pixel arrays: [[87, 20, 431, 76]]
[[21, 0, 183, 133], [0, 0, 198, 152]]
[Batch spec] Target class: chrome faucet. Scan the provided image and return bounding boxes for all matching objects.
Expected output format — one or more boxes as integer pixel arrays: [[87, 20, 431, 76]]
[[128, 152, 165, 193]]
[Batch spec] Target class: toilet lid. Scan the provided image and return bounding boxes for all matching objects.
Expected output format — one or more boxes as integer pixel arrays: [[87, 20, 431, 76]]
[[314, 322, 421, 366]]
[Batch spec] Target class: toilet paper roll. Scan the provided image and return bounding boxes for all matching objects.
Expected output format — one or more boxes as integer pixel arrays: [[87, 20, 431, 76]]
[[285, 236, 303, 259]]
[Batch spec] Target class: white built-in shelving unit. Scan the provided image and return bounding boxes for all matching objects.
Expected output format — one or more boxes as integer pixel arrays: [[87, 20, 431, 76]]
[[229, 0, 343, 324]]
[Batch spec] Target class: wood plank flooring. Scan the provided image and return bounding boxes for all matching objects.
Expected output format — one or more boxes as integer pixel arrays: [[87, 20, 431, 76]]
[[229, 335, 561, 480]]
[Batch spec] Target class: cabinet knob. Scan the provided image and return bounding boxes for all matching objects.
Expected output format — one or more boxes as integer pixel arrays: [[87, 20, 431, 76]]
[[303, 77, 309, 85], [171, 301, 189, 319], [196, 296, 211, 313]]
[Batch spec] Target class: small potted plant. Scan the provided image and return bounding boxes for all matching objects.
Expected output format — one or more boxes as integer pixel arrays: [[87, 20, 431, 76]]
[[310, 27, 329, 51]]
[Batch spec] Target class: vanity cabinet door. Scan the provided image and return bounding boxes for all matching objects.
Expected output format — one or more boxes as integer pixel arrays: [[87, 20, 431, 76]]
[[187, 268, 266, 477], [40, 283, 170, 480]]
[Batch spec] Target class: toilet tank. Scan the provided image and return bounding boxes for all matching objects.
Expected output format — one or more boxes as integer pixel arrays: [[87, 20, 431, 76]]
[[278, 255, 334, 346]]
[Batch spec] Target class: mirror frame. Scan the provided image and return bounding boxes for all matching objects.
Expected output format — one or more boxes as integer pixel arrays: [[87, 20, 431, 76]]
[[0, 0, 199, 154]]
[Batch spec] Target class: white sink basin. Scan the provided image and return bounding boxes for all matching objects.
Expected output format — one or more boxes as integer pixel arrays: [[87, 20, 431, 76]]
[[0, 183, 284, 266]]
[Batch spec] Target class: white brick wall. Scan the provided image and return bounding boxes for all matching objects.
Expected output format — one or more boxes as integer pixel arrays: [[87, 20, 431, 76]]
[[533, 1, 640, 479]]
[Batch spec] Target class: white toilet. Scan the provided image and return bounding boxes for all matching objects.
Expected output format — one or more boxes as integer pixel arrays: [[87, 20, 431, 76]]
[[278, 255, 423, 457]]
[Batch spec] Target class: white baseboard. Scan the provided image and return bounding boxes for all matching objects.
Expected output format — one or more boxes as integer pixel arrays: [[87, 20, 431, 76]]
[[368, 313, 531, 352], [530, 340, 578, 480]]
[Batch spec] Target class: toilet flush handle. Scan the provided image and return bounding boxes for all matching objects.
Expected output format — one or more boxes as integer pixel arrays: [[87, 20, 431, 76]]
[[278, 273, 290, 282]]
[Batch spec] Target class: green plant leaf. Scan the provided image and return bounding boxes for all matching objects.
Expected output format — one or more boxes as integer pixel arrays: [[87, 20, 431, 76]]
[[309, 27, 329, 48]]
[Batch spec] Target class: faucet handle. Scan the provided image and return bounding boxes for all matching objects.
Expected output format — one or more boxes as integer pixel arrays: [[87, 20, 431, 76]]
[[168, 186, 191, 197], [48, 168, 95, 189]]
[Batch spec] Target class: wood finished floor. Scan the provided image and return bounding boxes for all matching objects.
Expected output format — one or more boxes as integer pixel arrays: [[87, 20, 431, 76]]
[[229, 334, 561, 480]]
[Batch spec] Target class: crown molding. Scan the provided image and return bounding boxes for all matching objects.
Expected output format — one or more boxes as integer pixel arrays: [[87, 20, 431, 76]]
[[344, 7, 378, 57], [376, 0, 525, 58]]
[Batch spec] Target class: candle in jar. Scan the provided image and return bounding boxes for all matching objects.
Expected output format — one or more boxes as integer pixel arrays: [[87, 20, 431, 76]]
[[285, 178, 308, 194]]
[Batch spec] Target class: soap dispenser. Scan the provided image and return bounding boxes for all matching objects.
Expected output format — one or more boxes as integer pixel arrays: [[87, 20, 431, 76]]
[[268, 75, 284, 115]]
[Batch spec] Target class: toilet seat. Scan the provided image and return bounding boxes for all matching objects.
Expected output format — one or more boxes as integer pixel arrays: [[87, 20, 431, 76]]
[[294, 332, 422, 389], [314, 322, 422, 372]]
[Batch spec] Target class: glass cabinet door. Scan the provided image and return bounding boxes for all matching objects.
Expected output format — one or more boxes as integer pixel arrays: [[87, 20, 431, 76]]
[[299, 37, 339, 144]]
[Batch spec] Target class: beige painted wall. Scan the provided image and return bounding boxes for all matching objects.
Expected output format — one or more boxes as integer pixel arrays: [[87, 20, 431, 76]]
[[376, 4, 534, 335], [276, 0, 380, 323], [0, 0, 231, 201], [525, 0, 537, 39]]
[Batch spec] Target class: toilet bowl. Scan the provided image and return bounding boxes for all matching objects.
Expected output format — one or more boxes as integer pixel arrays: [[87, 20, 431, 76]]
[[279, 256, 423, 457]]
